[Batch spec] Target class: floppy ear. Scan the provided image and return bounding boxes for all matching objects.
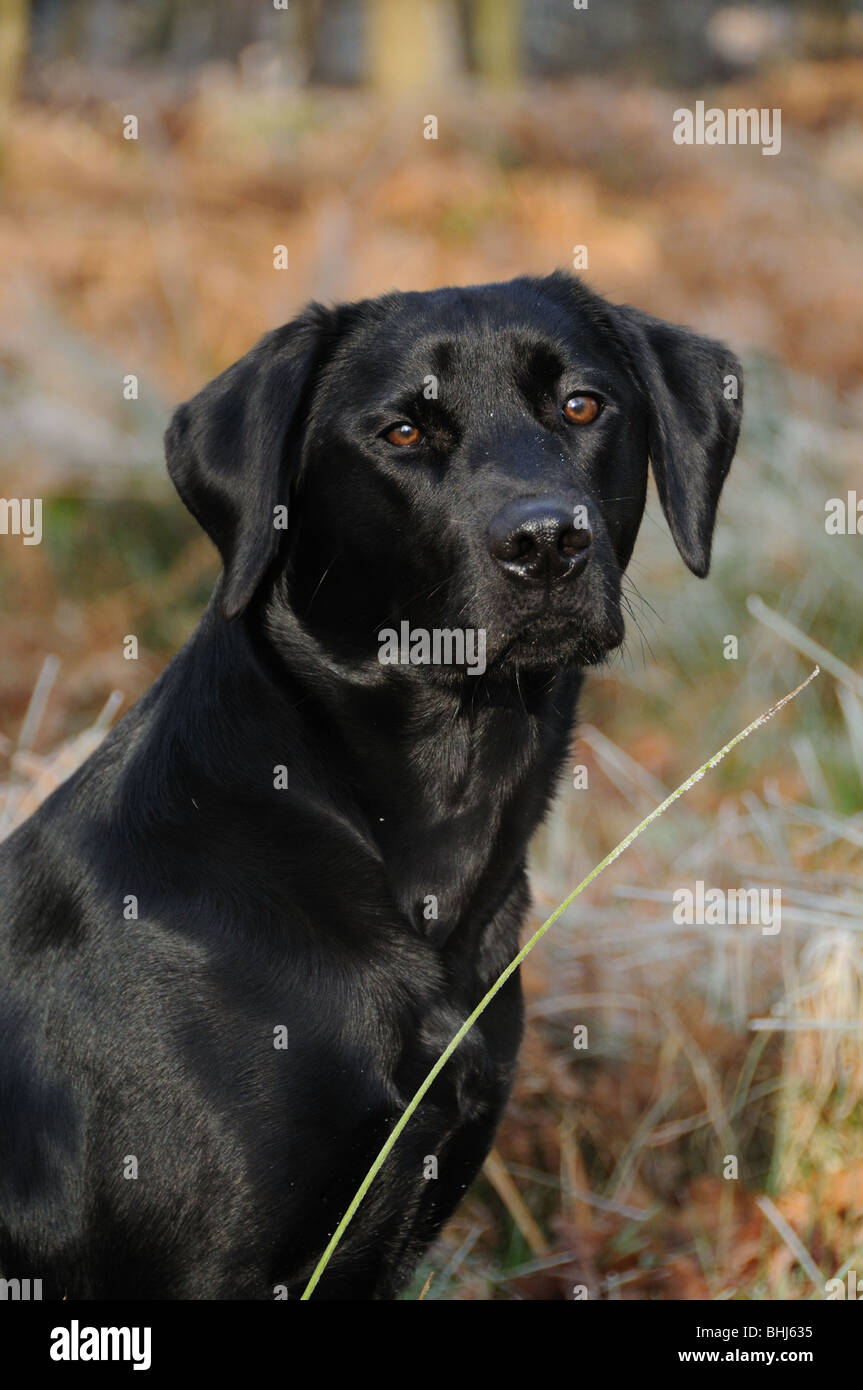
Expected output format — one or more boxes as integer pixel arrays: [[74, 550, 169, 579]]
[[608, 303, 743, 576], [164, 304, 332, 620]]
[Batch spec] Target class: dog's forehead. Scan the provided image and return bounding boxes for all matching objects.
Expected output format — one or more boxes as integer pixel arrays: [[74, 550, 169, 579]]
[[325, 281, 619, 407]]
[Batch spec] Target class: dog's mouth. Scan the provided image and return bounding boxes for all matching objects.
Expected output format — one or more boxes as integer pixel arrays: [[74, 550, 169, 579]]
[[487, 605, 625, 672]]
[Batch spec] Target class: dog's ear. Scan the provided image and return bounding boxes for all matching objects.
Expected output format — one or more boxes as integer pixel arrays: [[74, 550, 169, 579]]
[[607, 303, 743, 576], [165, 304, 333, 620]]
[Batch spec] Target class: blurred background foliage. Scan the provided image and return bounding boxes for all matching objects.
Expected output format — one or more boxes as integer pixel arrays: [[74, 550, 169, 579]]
[[1, 0, 862, 1300]]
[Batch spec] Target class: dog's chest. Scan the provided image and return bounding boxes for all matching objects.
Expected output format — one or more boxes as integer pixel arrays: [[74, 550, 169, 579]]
[[377, 713, 564, 944]]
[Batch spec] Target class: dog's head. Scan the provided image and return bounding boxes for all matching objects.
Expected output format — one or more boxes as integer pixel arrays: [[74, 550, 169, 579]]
[[165, 273, 741, 677]]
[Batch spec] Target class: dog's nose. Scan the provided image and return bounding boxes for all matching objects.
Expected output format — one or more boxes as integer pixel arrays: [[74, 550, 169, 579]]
[[487, 498, 592, 584]]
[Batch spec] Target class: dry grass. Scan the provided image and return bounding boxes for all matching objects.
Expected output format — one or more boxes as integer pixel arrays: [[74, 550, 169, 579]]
[[1, 57, 862, 1300]]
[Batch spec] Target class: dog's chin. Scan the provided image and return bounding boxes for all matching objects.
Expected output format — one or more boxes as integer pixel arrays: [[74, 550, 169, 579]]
[[487, 608, 625, 673]]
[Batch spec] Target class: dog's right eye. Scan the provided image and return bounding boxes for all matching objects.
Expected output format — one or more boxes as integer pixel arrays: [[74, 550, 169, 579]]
[[383, 422, 422, 448], [562, 394, 601, 425]]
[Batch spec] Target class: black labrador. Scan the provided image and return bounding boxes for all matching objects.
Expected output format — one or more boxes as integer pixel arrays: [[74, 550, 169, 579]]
[[0, 273, 741, 1299]]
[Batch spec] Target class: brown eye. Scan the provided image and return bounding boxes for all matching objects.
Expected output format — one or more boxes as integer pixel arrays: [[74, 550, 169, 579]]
[[384, 422, 422, 447], [563, 394, 601, 425]]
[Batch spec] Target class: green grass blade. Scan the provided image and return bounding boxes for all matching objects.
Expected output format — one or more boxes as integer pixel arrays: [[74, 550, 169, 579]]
[[300, 666, 820, 1300]]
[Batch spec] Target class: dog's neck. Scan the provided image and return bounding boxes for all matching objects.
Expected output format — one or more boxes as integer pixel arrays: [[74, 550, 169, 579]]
[[263, 597, 583, 945], [138, 596, 581, 947]]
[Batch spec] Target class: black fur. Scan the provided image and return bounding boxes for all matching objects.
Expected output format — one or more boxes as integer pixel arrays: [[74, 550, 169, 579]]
[[0, 273, 741, 1299]]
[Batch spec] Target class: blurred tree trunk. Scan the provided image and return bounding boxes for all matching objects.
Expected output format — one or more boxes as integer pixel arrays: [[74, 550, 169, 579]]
[[803, 0, 854, 58], [0, 0, 28, 168], [367, 0, 462, 92], [209, 0, 258, 61], [294, 0, 324, 84], [472, 0, 520, 88]]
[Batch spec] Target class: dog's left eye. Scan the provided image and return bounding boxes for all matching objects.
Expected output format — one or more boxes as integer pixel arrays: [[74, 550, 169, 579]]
[[383, 422, 423, 447], [562, 394, 601, 425]]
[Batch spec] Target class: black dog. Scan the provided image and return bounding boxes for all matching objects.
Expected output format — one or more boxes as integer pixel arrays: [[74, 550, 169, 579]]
[[0, 273, 741, 1299]]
